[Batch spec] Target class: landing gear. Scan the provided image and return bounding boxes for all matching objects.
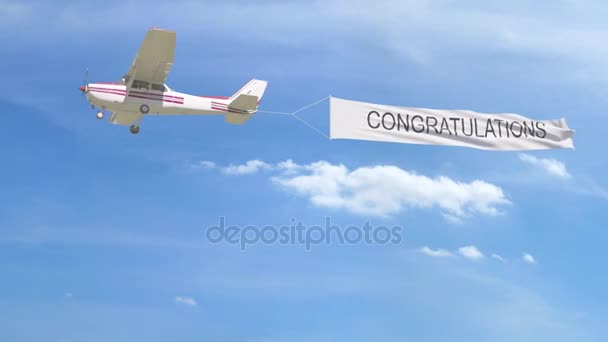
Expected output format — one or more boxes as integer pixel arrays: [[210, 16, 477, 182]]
[[129, 125, 140, 135], [96, 111, 104, 120]]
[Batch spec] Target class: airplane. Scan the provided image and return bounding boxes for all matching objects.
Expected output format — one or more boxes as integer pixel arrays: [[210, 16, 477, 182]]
[[79, 28, 268, 134]]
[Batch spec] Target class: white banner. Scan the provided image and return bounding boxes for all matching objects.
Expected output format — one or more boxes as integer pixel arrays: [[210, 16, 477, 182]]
[[329, 97, 574, 150]]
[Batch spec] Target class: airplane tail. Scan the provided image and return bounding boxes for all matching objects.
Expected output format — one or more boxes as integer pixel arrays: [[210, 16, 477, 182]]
[[225, 79, 268, 124]]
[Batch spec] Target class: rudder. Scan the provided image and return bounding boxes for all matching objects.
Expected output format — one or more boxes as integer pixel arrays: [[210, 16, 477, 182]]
[[225, 79, 268, 124], [229, 79, 268, 108]]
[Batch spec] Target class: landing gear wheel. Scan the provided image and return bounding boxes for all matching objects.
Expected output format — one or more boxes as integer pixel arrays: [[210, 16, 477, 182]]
[[140, 104, 150, 114], [96, 111, 104, 120], [129, 125, 140, 135]]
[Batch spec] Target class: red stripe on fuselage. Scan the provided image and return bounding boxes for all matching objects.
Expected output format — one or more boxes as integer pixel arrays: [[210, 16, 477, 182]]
[[129, 90, 183, 100], [211, 106, 248, 114], [128, 94, 184, 104], [89, 89, 126, 96], [89, 87, 184, 104], [90, 87, 183, 99]]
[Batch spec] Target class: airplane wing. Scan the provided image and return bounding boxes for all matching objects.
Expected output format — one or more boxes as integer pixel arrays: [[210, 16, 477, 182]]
[[125, 28, 176, 88], [109, 111, 142, 126]]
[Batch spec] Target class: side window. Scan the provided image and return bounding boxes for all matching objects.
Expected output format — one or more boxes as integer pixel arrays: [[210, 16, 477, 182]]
[[131, 79, 150, 90], [151, 84, 165, 92]]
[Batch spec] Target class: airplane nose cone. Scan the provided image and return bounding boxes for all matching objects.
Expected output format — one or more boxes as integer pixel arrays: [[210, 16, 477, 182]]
[[79, 85, 86, 92]]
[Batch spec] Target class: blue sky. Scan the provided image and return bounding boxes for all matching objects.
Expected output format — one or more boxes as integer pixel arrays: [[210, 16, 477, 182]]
[[1, 0, 607, 341]]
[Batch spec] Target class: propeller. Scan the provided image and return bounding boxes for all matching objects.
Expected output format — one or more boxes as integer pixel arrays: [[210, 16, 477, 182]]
[[80, 68, 89, 95]]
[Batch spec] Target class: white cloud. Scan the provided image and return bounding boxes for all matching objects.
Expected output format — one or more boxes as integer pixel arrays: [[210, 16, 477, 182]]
[[491, 254, 506, 262], [442, 213, 465, 225], [197, 160, 216, 169], [64, 292, 73, 299], [271, 161, 510, 221], [519, 153, 571, 179], [276, 159, 303, 174], [197, 159, 510, 222], [175, 296, 198, 307], [458, 245, 485, 260], [419, 246, 453, 258], [222, 160, 272, 175], [191, 160, 217, 170], [522, 253, 536, 264]]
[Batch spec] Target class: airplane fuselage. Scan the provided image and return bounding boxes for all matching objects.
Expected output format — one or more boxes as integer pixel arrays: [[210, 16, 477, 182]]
[[85, 82, 236, 116]]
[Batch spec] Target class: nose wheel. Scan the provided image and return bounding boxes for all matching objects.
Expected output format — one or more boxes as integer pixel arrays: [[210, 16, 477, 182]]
[[129, 125, 140, 135], [96, 111, 104, 120]]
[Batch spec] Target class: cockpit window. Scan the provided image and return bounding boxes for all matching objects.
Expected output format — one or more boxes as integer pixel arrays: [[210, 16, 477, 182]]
[[131, 79, 150, 90], [151, 83, 165, 92]]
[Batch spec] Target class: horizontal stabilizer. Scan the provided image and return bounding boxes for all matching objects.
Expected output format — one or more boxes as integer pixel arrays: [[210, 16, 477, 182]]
[[225, 113, 253, 125], [228, 94, 259, 113]]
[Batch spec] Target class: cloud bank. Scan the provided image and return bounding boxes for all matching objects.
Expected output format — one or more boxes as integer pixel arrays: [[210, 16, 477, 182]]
[[198, 159, 510, 222]]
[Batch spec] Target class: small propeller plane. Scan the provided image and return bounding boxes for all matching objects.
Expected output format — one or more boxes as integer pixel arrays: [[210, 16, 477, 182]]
[[79, 28, 268, 134]]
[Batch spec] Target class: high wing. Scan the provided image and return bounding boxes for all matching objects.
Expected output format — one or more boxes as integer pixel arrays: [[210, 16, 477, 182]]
[[125, 28, 176, 87]]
